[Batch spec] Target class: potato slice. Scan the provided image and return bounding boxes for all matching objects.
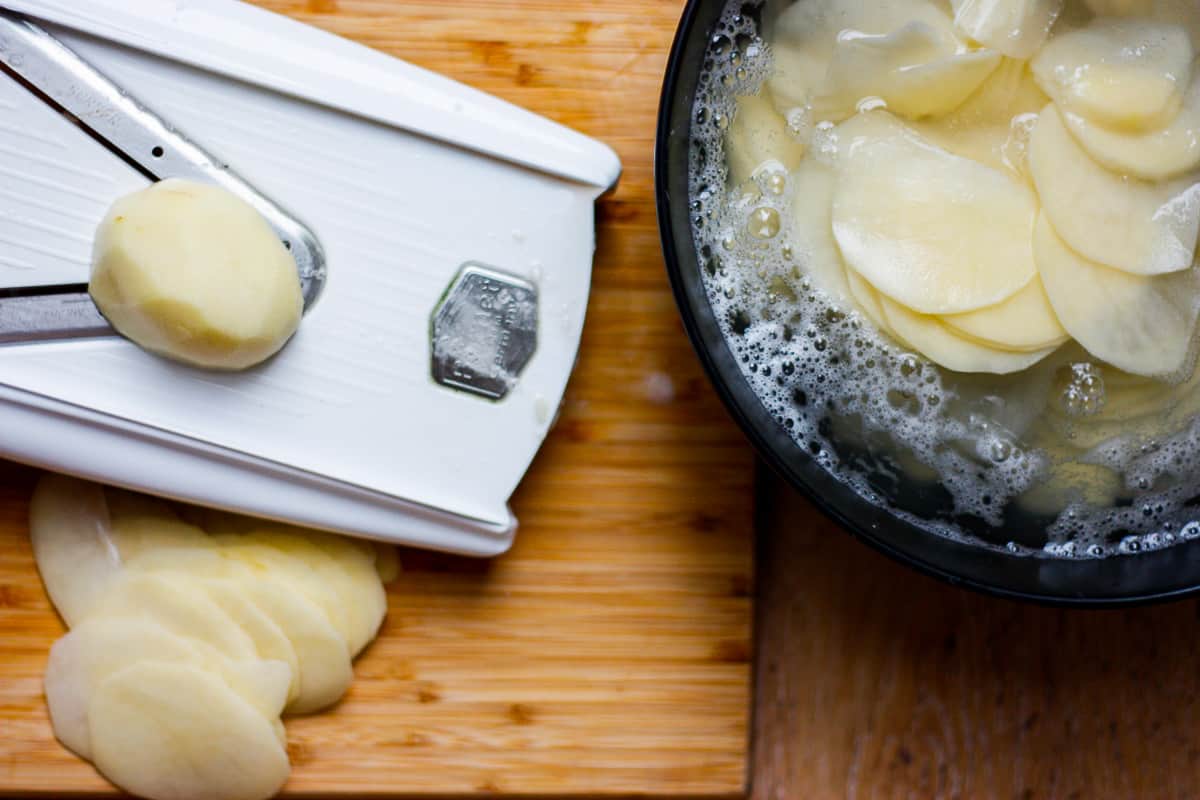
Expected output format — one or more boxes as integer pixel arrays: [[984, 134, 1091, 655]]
[[950, 0, 1063, 59], [913, 57, 1050, 175], [787, 158, 855, 309], [203, 578, 301, 704], [213, 537, 353, 653], [126, 547, 354, 715], [725, 92, 806, 185], [29, 475, 119, 627], [91, 572, 259, 661], [941, 278, 1069, 352], [811, 23, 1000, 122], [877, 293, 1058, 374], [89, 662, 290, 800], [1032, 18, 1193, 131], [766, 0, 960, 111], [89, 178, 303, 371], [1034, 212, 1200, 376], [844, 268, 901, 341], [1062, 69, 1200, 181], [1030, 105, 1200, 276], [831, 112, 1038, 314], [223, 529, 385, 657], [45, 616, 289, 760]]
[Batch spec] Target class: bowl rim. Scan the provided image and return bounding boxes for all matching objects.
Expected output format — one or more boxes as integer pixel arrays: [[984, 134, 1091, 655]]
[[653, 0, 1200, 608]]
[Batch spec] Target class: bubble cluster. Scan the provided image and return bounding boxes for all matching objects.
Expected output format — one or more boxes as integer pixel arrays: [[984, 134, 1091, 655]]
[[686, 0, 1200, 559]]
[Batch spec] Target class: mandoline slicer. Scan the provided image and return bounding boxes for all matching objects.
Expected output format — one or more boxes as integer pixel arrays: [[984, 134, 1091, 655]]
[[0, 0, 621, 556]]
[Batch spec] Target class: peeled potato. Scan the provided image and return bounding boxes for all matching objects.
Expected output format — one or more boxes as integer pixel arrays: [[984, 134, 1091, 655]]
[[1062, 69, 1200, 181], [202, 578, 301, 704], [89, 178, 303, 371], [877, 292, 1058, 374], [941, 278, 1069, 352], [29, 476, 119, 627], [1034, 212, 1200, 376], [787, 158, 856, 309], [766, 0, 960, 111], [725, 92, 806, 185], [1032, 18, 1194, 131], [45, 616, 289, 760], [950, 0, 1063, 59], [88, 662, 290, 800], [831, 112, 1039, 314], [811, 22, 1000, 121], [1030, 104, 1200, 276]]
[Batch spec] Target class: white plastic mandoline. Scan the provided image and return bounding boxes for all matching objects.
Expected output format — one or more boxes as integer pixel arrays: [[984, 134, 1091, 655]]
[[0, 0, 620, 555]]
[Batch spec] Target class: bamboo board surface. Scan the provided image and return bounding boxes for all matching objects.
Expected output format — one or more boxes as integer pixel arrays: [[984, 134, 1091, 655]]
[[0, 1, 754, 796]]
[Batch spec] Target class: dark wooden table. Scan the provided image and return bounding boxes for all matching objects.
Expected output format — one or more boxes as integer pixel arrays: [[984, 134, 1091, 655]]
[[753, 471, 1200, 800]]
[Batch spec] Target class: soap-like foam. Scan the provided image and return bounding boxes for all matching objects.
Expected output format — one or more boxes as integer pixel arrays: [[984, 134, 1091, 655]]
[[687, 0, 1200, 558]]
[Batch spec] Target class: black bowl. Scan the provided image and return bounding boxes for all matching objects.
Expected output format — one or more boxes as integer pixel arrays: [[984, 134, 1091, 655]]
[[655, 0, 1200, 606]]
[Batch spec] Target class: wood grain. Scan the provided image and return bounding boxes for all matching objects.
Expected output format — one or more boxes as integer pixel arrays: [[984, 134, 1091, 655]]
[[0, 1, 754, 797], [754, 473, 1200, 800]]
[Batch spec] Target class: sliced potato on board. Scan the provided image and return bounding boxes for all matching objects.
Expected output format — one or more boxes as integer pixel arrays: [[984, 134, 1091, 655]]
[[766, 0, 960, 111], [831, 112, 1038, 314], [942, 277, 1069, 352], [950, 0, 1063, 59], [45, 616, 289, 760], [29, 475, 119, 627], [1034, 212, 1200, 376], [1062, 69, 1200, 181], [1032, 18, 1193, 131], [88, 662, 290, 800], [725, 92, 806, 185], [90, 572, 259, 661], [126, 547, 354, 714], [811, 22, 1000, 121], [1030, 104, 1200, 276], [877, 293, 1059, 374]]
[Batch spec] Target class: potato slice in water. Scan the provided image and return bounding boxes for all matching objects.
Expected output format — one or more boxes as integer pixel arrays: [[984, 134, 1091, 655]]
[[29, 475, 119, 627], [127, 547, 354, 715], [1032, 18, 1193, 132], [941, 278, 1069, 352], [831, 112, 1038, 315], [787, 159, 855, 309], [767, 0, 959, 112], [725, 92, 806, 185], [844, 268, 901, 341], [1034, 213, 1200, 377], [877, 293, 1058, 374], [950, 0, 1063, 59], [810, 22, 1000, 122], [914, 57, 1050, 176], [1031, 105, 1200, 276], [89, 662, 290, 800], [45, 616, 289, 760], [1062, 69, 1200, 181]]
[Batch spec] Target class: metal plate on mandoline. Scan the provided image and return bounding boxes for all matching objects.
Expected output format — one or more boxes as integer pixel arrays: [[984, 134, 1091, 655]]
[[431, 264, 538, 401]]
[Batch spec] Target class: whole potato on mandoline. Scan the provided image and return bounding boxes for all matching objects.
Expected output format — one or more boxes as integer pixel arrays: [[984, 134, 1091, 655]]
[[89, 179, 303, 370]]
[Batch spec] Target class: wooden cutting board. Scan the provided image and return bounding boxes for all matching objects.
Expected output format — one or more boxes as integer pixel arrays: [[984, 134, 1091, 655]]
[[0, 1, 755, 797]]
